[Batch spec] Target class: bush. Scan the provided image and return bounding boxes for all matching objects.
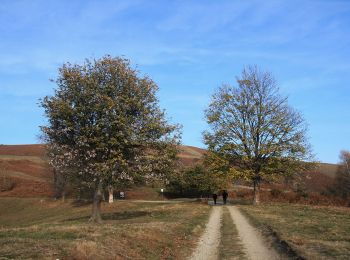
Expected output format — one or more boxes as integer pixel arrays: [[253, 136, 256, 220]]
[[270, 188, 282, 198], [166, 165, 212, 198], [295, 187, 308, 199], [235, 189, 253, 199], [0, 177, 15, 192]]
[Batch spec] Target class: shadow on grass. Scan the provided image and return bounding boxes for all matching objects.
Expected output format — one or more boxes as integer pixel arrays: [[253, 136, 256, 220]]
[[102, 211, 149, 220], [70, 200, 92, 207], [65, 210, 150, 222], [228, 199, 253, 205]]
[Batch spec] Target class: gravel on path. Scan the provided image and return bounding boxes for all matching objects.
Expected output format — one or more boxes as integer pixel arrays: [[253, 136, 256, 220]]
[[190, 206, 222, 260], [227, 206, 281, 260]]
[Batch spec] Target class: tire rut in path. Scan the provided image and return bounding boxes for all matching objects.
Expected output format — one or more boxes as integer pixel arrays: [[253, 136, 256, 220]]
[[190, 206, 222, 260], [227, 206, 280, 260]]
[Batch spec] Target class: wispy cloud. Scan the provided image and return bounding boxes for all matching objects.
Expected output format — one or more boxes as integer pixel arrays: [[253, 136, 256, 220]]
[[0, 0, 349, 161]]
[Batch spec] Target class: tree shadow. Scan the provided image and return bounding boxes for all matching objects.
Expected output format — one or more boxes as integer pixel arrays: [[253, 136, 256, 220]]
[[71, 200, 92, 207], [102, 210, 149, 220], [65, 210, 150, 222], [228, 199, 253, 205]]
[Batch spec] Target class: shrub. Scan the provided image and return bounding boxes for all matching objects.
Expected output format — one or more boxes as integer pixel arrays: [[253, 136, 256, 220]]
[[295, 187, 308, 199], [270, 188, 282, 198], [0, 176, 15, 192], [235, 189, 253, 199]]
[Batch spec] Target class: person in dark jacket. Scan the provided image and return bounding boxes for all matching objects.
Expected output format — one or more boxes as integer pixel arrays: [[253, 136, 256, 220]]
[[212, 193, 218, 205], [222, 190, 228, 204]]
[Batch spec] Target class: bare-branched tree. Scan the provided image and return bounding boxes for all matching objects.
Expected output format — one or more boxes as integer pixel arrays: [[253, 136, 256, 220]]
[[204, 66, 312, 204]]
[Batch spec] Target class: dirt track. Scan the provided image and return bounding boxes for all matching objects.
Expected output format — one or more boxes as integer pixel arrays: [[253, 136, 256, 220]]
[[190, 206, 222, 260], [190, 205, 280, 260], [228, 206, 280, 259]]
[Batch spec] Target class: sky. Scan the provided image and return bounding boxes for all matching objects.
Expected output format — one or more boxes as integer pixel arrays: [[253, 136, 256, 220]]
[[0, 0, 349, 163]]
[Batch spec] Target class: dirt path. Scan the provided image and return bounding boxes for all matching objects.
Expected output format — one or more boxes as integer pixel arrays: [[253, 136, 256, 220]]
[[227, 206, 280, 260], [190, 206, 222, 260], [190, 205, 282, 260]]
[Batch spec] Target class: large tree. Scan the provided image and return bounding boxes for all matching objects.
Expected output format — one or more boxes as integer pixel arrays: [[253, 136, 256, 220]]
[[40, 56, 180, 222], [204, 66, 312, 204]]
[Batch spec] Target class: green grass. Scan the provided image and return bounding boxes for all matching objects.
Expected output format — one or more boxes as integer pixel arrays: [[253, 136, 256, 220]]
[[239, 203, 350, 259], [219, 207, 247, 259], [0, 198, 210, 259]]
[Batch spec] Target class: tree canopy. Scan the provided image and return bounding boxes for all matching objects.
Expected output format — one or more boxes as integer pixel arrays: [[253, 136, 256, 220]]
[[40, 56, 180, 222], [204, 66, 312, 204]]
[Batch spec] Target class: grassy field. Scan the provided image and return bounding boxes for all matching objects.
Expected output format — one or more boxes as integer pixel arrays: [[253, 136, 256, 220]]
[[0, 198, 210, 259], [239, 203, 350, 259]]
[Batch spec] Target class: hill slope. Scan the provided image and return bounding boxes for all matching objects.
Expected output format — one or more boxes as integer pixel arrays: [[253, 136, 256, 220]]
[[0, 144, 205, 197], [0, 144, 337, 197]]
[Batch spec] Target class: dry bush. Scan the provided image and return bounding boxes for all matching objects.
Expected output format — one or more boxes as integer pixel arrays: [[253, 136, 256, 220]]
[[270, 188, 282, 198], [0, 178, 15, 192], [0, 163, 15, 192], [235, 189, 254, 199], [262, 189, 349, 207], [304, 192, 348, 206]]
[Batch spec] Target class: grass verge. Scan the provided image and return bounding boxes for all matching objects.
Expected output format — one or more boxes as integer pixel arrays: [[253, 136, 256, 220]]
[[239, 203, 350, 259]]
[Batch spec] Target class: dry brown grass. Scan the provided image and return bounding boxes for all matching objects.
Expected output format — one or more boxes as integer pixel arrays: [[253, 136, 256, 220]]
[[316, 163, 338, 178], [71, 241, 99, 260], [239, 203, 350, 259], [0, 198, 210, 259], [0, 144, 46, 157]]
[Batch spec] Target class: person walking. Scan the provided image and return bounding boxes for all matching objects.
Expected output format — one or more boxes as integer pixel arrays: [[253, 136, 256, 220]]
[[222, 190, 228, 204], [212, 193, 218, 205]]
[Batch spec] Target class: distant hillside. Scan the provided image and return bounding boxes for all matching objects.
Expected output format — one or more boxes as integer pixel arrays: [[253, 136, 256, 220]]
[[0, 144, 338, 197], [0, 144, 205, 197], [0, 145, 52, 197], [315, 163, 338, 178], [177, 145, 206, 166], [0, 144, 47, 157]]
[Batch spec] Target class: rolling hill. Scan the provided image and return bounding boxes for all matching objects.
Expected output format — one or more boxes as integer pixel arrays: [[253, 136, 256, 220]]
[[0, 144, 205, 197], [0, 144, 337, 197]]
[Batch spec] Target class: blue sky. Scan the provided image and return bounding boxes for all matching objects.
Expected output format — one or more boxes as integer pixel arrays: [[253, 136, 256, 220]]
[[0, 0, 349, 163]]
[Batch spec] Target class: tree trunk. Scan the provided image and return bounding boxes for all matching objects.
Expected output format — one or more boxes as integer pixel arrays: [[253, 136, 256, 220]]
[[77, 187, 81, 201], [108, 185, 114, 203], [61, 189, 66, 203], [53, 168, 59, 199], [253, 178, 261, 205], [90, 182, 103, 223]]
